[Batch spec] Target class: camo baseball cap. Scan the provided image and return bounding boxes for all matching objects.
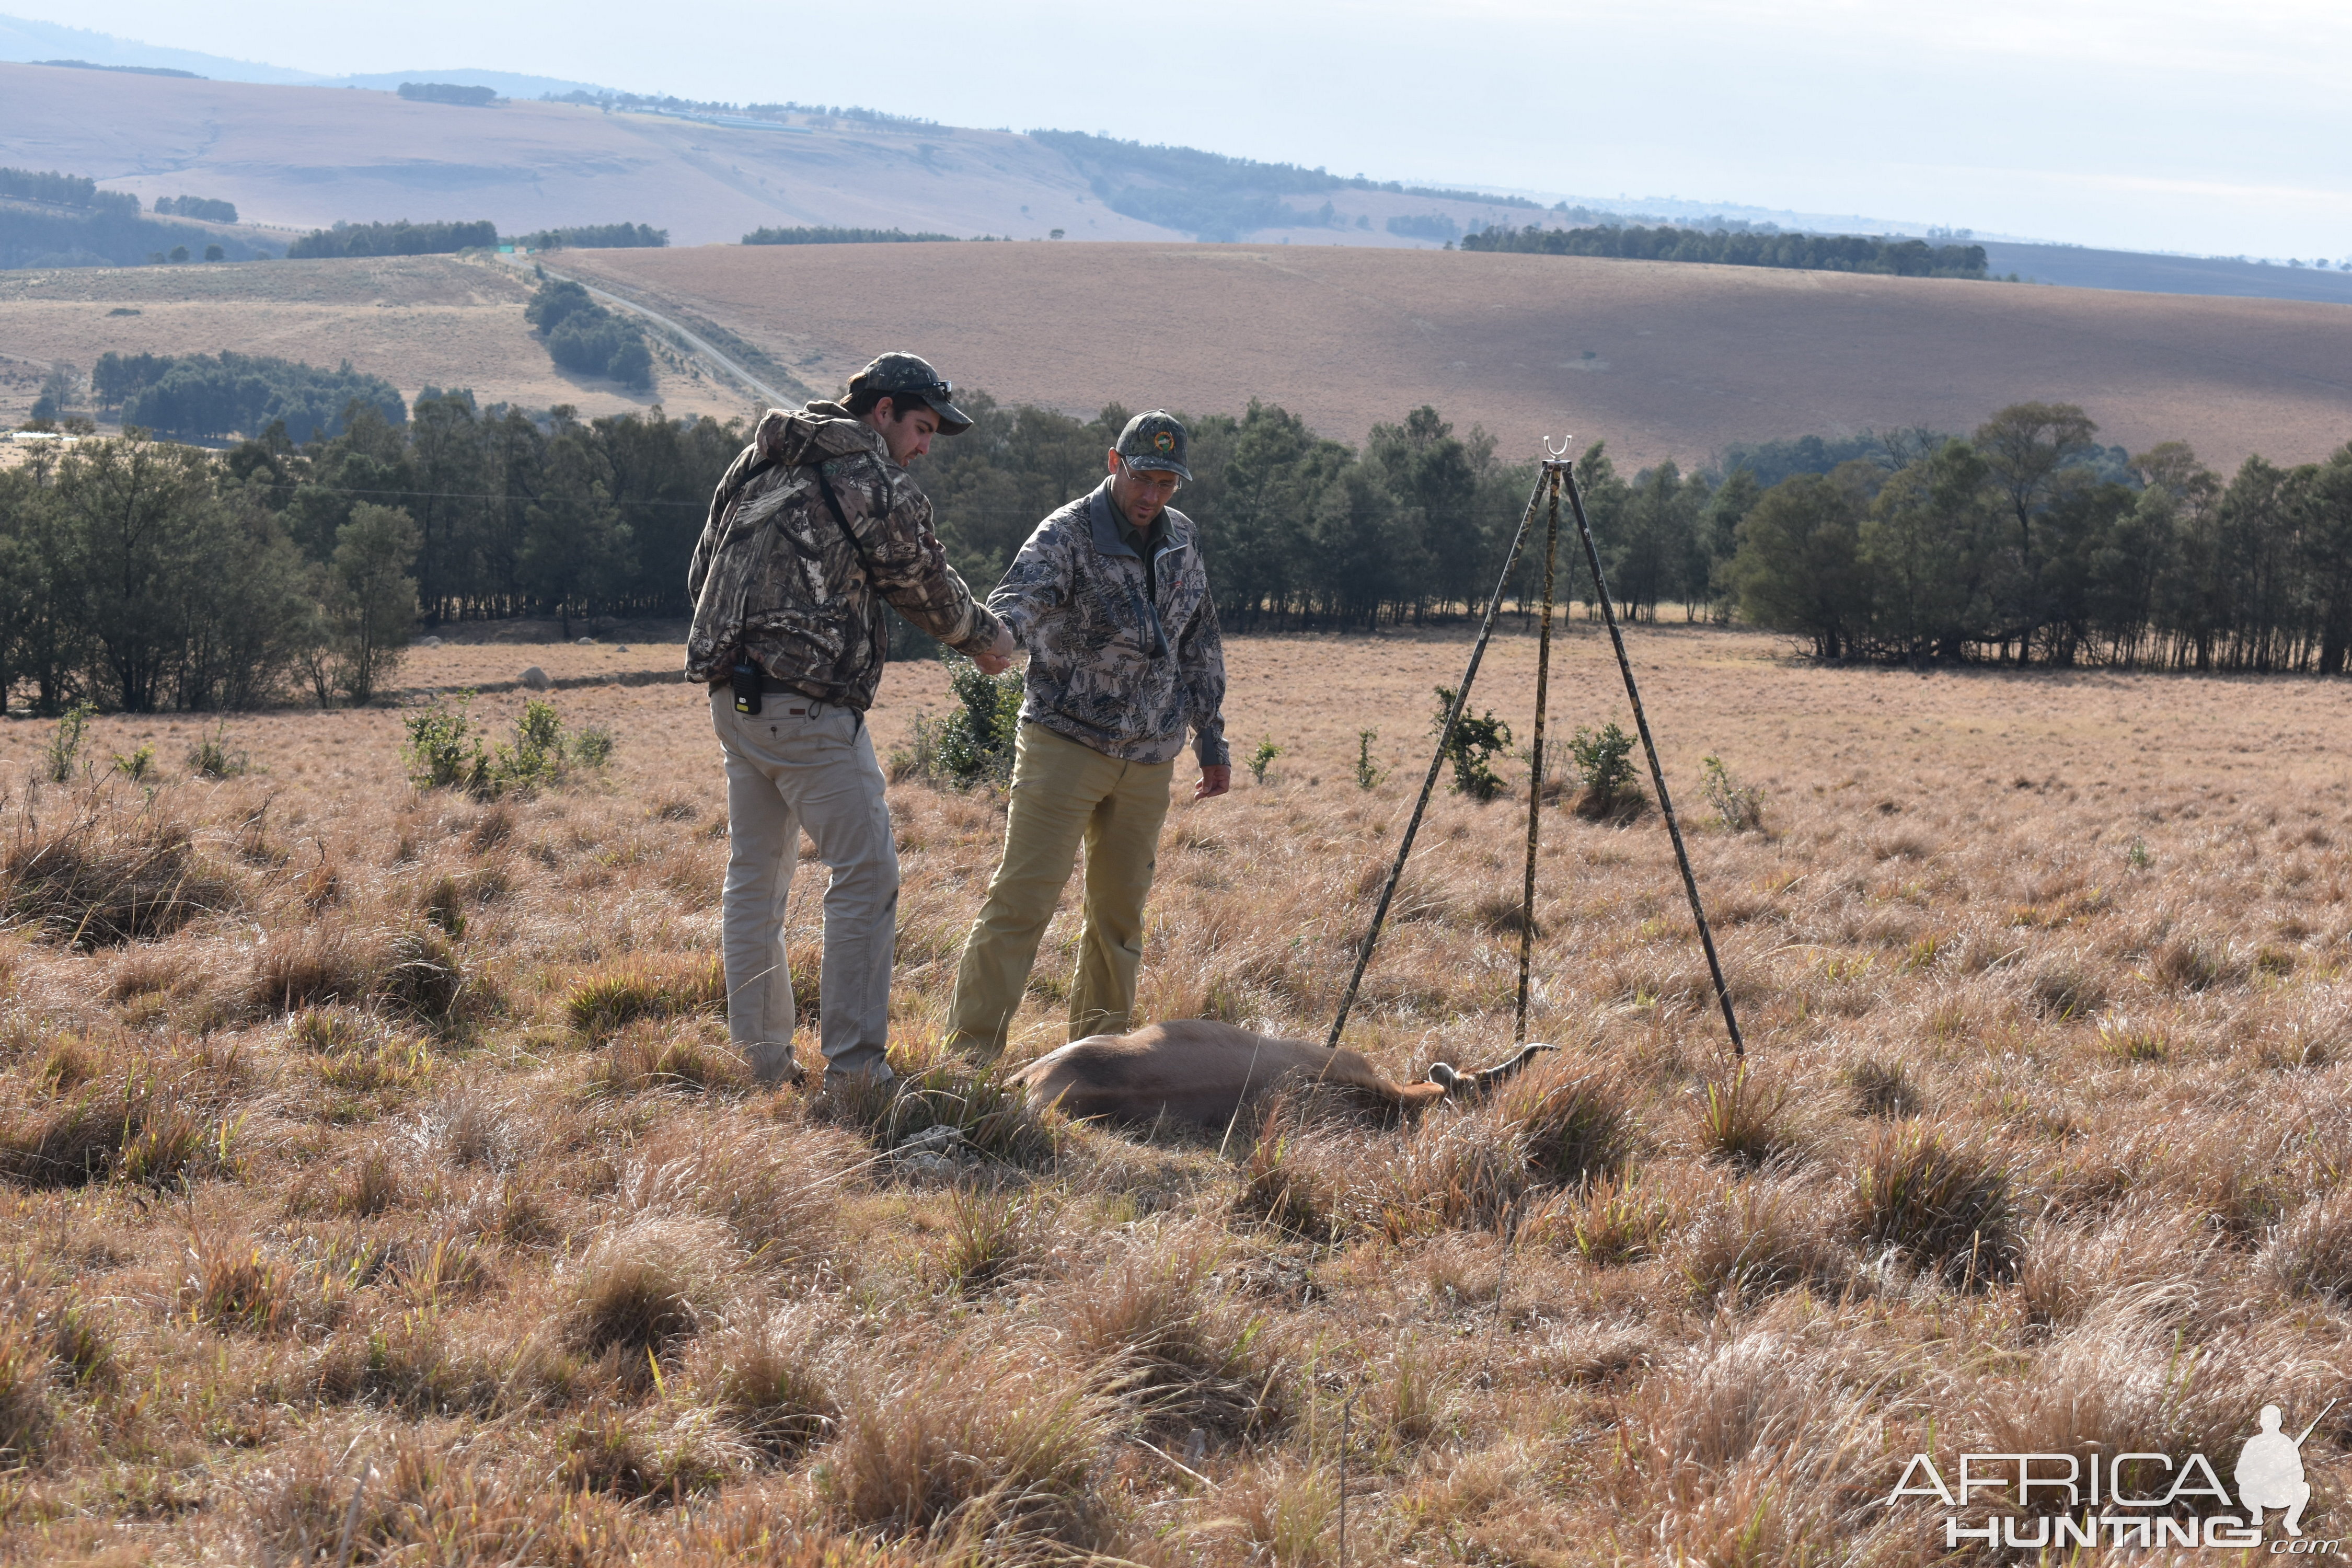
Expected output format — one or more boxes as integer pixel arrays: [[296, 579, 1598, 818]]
[[847, 352, 971, 434], [1114, 410, 1191, 481]]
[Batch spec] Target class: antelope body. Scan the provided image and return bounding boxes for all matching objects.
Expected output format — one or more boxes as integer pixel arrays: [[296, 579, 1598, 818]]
[[1010, 1019, 1555, 1128]]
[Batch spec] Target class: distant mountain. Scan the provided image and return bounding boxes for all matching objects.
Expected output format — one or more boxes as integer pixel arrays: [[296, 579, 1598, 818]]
[[0, 13, 615, 98]]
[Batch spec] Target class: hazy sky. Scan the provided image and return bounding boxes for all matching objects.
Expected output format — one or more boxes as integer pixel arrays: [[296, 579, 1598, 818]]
[[19, 0, 2350, 257]]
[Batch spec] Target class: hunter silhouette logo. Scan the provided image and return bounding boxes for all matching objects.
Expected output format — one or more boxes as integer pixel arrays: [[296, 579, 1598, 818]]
[[2240, 1401, 2333, 1536], [1886, 1399, 2341, 1550]]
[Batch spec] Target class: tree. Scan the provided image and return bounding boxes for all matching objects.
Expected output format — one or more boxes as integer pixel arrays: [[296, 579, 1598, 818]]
[[0, 471, 49, 714], [52, 435, 216, 710], [1727, 468, 1869, 659], [1972, 401, 2099, 651], [1696, 468, 1760, 620], [327, 504, 421, 703], [518, 421, 630, 636], [2301, 445, 2352, 675], [1613, 459, 1701, 621], [1366, 407, 1479, 620], [1197, 401, 1347, 630], [1859, 444, 2000, 662], [179, 498, 316, 709]]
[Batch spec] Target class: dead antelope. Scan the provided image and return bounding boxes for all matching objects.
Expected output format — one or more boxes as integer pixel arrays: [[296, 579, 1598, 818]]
[[1009, 1019, 1556, 1129]]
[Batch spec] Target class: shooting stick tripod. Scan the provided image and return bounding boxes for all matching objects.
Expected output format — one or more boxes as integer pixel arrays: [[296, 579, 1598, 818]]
[[1324, 446, 1747, 1058]]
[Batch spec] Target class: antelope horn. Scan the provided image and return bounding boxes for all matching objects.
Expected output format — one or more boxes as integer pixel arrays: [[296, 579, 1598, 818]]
[[1473, 1042, 1558, 1090]]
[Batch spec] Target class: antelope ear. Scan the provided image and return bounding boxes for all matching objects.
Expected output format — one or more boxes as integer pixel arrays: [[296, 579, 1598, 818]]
[[1427, 1062, 1464, 1092]]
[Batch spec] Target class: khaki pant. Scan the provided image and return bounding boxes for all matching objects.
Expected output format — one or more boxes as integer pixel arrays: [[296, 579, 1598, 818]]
[[710, 688, 897, 1086], [948, 723, 1174, 1059]]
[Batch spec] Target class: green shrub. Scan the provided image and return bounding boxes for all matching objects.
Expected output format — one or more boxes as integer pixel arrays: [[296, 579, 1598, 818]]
[[43, 702, 96, 785], [1567, 722, 1639, 804], [403, 691, 487, 791], [406, 694, 600, 798], [1431, 686, 1511, 801], [110, 744, 155, 782], [187, 722, 250, 779], [1701, 754, 1763, 832], [1247, 737, 1282, 785], [569, 724, 616, 770], [920, 653, 1023, 788], [1354, 729, 1386, 791]]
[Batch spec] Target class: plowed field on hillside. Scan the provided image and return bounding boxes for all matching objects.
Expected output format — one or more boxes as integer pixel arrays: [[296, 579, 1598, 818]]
[[0, 257, 751, 427], [568, 242, 2352, 468]]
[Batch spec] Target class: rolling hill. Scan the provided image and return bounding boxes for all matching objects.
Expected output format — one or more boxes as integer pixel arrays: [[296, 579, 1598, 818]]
[[0, 256, 754, 430], [8, 241, 2349, 474], [559, 241, 2352, 470], [0, 62, 1544, 250]]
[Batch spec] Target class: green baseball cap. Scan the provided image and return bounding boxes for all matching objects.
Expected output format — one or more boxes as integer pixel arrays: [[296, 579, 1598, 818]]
[[1114, 410, 1191, 482], [847, 352, 971, 434]]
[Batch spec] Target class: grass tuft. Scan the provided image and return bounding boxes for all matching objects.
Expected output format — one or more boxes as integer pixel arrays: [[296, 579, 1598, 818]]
[[563, 955, 725, 1040], [825, 1344, 1112, 1546], [3, 797, 241, 946], [1850, 1122, 2020, 1285], [698, 1311, 838, 1461], [1691, 1066, 1796, 1168], [1066, 1235, 1285, 1440], [564, 1214, 734, 1357], [1846, 1056, 1923, 1117]]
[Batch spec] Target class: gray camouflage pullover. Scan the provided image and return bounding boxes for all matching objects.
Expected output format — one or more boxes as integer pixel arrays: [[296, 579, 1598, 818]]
[[685, 403, 1003, 709], [988, 480, 1229, 768]]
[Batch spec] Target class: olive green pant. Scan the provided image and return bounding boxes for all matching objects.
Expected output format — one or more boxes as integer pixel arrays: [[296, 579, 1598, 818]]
[[947, 723, 1174, 1059]]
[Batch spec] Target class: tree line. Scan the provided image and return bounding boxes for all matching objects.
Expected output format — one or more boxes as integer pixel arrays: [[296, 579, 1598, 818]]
[[6, 385, 2349, 713], [743, 226, 961, 245], [1, 167, 137, 213], [524, 280, 654, 389], [1724, 406, 2352, 673], [153, 194, 238, 223], [285, 220, 500, 260], [93, 352, 407, 443], [515, 223, 667, 250], [1461, 224, 1991, 279], [1, 166, 269, 269], [397, 83, 499, 107]]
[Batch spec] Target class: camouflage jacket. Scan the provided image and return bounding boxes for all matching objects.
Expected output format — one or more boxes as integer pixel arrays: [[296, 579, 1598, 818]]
[[685, 403, 1002, 708], [988, 480, 1229, 768]]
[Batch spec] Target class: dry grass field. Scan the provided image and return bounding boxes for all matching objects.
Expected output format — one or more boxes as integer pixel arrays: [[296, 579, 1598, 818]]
[[2, 622, 2349, 1563], [568, 241, 2352, 469], [0, 257, 753, 430]]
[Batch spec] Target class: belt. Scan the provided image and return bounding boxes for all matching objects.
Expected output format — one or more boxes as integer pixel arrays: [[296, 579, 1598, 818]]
[[709, 679, 854, 722], [710, 674, 818, 697]]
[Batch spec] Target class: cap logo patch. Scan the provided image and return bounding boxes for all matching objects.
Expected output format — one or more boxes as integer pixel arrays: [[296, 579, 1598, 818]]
[[1153, 430, 1175, 454]]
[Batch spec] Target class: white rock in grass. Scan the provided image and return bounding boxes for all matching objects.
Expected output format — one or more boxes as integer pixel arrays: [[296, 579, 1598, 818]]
[[577, 637, 595, 645], [521, 666, 551, 690], [418, 635, 443, 648]]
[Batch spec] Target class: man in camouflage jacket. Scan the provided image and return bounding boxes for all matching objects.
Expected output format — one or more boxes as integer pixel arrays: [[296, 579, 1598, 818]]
[[946, 411, 1230, 1059], [688, 352, 1011, 1089]]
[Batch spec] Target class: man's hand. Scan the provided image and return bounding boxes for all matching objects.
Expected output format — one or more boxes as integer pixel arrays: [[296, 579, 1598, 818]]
[[972, 625, 1016, 676], [1194, 765, 1231, 801]]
